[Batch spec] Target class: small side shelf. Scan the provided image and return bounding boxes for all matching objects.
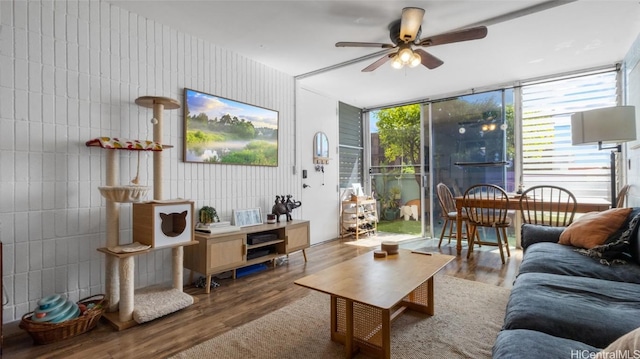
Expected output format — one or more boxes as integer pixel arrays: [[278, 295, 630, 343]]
[[341, 198, 378, 240], [97, 241, 198, 258], [86, 137, 173, 150], [247, 239, 284, 250], [97, 247, 152, 258], [135, 96, 180, 109]]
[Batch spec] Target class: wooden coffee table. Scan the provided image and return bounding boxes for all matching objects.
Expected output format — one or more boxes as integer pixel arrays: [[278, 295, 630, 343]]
[[294, 249, 454, 358]]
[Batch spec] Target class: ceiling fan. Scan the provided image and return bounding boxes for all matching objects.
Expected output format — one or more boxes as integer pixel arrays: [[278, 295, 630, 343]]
[[335, 7, 488, 72]]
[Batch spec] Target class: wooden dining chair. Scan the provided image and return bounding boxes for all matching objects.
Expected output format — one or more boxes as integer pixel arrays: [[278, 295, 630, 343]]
[[519, 185, 577, 226], [617, 184, 630, 208], [462, 184, 511, 264], [435, 183, 475, 248]]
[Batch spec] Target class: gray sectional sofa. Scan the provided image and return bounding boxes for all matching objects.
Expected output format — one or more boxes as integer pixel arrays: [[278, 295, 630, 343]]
[[492, 208, 640, 358]]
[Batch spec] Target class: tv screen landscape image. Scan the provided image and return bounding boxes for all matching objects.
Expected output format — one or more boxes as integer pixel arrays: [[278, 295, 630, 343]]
[[183, 88, 279, 166]]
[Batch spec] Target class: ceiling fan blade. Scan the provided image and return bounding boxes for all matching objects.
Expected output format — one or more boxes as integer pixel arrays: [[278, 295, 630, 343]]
[[362, 53, 394, 72], [399, 7, 425, 43], [414, 49, 444, 69], [418, 26, 488, 47], [336, 41, 395, 48]]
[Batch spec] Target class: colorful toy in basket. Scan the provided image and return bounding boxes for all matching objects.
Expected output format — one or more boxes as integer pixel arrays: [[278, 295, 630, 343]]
[[20, 294, 106, 345], [31, 294, 80, 323]]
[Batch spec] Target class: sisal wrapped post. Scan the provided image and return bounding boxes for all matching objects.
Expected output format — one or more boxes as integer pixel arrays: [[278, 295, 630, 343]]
[[105, 150, 119, 312], [152, 102, 165, 200], [119, 256, 135, 323], [172, 247, 183, 291]]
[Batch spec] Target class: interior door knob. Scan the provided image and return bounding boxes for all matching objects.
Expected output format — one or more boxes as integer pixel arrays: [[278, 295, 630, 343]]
[[303, 184, 311, 188]]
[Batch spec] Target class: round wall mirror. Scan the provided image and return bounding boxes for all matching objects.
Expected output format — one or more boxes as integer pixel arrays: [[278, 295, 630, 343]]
[[313, 132, 329, 164]]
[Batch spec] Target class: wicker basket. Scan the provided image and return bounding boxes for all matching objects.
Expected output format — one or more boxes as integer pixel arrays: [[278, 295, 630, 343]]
[[19, 294, 106, 345]]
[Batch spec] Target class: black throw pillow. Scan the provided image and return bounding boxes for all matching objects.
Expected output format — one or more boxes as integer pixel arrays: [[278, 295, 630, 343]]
[[521, 224, 565, 251], [576, 208, 640, 265]]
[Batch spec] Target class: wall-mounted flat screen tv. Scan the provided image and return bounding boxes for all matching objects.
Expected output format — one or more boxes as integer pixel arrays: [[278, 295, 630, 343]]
[[183, 88, 279, 166]]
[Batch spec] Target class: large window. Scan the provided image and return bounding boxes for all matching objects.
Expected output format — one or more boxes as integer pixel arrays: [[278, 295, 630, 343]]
[[521, 70, 618, 198]]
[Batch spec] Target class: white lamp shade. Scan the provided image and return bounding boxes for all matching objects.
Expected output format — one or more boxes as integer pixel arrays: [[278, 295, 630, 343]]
[[571, 106, 637, 145]]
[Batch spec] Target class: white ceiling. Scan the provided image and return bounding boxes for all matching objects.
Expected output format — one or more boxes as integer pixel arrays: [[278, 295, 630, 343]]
[[107, 0, 640, 109]]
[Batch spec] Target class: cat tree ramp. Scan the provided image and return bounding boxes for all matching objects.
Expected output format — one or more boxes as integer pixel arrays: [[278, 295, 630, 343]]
[[87, 96, 197, 330]]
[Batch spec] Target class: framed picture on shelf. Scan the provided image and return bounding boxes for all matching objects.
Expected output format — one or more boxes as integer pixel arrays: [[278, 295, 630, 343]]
[[231, 208, 263, 227], [183, 88, 279, 166]]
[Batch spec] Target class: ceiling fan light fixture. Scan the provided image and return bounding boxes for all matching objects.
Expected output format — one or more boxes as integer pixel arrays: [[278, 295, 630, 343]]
[[338, 6, 488, 72], [391, 56, 404, 69], [409, 52, 421, 68], [398, 47, 413, 63]]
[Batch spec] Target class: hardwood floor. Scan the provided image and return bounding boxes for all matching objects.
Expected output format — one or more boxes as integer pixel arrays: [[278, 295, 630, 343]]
[[4, 237, 521, 359]]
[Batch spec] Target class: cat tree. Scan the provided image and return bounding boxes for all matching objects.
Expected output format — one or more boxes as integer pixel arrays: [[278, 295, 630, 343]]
[[88, 96, 196, 330]]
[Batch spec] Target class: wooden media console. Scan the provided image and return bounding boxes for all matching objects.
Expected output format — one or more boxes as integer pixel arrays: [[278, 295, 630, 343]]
[[184, 220, 310, 293]]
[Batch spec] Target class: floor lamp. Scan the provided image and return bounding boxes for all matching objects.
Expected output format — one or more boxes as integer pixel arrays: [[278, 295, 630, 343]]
[[571, 106, 636, 207]]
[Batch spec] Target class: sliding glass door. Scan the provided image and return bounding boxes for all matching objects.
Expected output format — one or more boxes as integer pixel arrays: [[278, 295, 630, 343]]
[[429, 90, 515, 242], [369, 105, 425, 240], [368, 91, 515, 241]]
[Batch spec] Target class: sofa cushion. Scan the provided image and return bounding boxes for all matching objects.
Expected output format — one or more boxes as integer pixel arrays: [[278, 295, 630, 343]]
[[519, 242, 640, 284], [559, 207, 632, 249], [503, 272, 640, 348], [520, 224, 564, 251], [493, 329, 600, 359]]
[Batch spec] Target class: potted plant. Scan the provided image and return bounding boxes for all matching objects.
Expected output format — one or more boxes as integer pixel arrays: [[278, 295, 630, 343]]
[[199, 206, 219, 225], [381, 186, 401, 220]]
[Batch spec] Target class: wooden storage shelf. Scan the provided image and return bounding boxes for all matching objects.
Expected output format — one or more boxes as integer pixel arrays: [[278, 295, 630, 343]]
[[341, 198, 378, 240], [247, 239, 284, 250], [185, 220, 310, 293]]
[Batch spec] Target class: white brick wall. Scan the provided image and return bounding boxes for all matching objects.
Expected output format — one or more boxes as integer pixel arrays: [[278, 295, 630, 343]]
[[0, 1, 297, 323]]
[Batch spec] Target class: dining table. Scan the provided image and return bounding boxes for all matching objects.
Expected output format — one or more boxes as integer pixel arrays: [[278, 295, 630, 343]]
[[453, 195, 611, 255]]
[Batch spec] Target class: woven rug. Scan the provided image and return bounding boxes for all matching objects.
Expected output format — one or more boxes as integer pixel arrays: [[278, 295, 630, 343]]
[[171, 275, 510, 359]]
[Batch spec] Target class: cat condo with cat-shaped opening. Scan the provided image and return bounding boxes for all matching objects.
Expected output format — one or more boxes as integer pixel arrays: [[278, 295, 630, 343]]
[[133, 200, 194, 248]]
